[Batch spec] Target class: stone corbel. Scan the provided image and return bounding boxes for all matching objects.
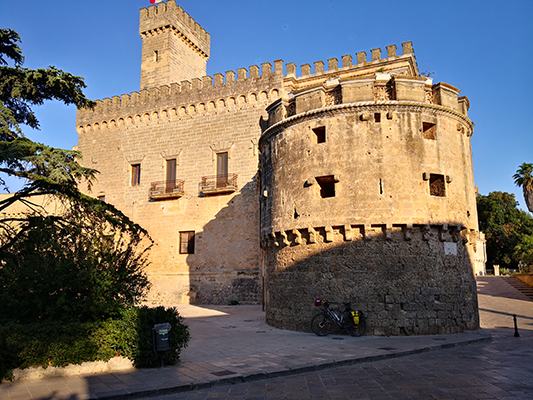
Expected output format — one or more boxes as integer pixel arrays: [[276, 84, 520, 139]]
[[344, 225, 353, 241], [325, 226, 333, 243], [385, 224, 392, 240], [423, 225, 431, 241], [439, 224, 448, 241], [280, 230, 290, 246], [364, 224, 372, 240], [404, 224, 413, 241], [308, 227, 317, 244], [451, 226, 461, 242], [292, 229, 302, 245]]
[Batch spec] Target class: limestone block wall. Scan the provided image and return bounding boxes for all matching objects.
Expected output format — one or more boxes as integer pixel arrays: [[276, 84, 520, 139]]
[[260, 103, 477, 234], [259, 69, 480, 335], [262, 225, 479, 335], [77, 71, 283, 305]]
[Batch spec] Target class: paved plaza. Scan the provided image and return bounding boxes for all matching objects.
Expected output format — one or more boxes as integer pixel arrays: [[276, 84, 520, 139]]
[[1, 276, 532, 400]]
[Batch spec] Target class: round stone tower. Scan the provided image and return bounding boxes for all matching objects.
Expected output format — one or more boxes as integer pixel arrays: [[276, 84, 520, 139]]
[[259, 49, 480, 335]]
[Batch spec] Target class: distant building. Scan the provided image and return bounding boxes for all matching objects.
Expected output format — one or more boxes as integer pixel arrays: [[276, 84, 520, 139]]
[[76, 1, 482, 335]]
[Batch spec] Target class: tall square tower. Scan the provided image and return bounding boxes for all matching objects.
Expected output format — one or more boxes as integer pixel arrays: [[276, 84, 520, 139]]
[[139, 0, 210, 89]]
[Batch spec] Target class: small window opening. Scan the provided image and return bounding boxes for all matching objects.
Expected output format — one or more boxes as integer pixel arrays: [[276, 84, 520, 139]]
[[429, 174, 446, 197], [316, 175, 336, 198], [374, 113, 381, 123], [422, 122, 436, 140], [97, 195, 106, 202], [313, 126, 326, 144], [179, 231, 195, 254], [293, 208, 300, 219], [131, 164, 141, 186], [379, 179, 383, 195], [154, 50, 159, 62]]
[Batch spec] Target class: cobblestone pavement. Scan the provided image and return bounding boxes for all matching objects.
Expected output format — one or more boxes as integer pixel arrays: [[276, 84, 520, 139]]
[[128, 276, 533, 400]]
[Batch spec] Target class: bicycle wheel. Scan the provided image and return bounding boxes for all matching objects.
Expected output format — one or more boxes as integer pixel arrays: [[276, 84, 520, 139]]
[[310, 313, 333, 336], [345, 316, 367, 337]]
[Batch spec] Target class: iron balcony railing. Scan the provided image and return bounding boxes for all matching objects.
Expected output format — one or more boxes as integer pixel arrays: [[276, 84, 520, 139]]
[[200, 173, 238, 194], [149, 179, 185, 199]]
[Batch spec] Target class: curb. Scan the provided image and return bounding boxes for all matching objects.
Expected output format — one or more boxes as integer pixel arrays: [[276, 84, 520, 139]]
[[95, 334, 491, 400]]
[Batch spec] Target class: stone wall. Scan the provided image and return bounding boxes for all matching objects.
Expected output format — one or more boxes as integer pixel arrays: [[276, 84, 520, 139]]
[[259, 60, 480, 334], [77, 73, 283, 305], [260, 103, 476, 234], [516, 274, 533, 287], [264, 226, 479, 335]]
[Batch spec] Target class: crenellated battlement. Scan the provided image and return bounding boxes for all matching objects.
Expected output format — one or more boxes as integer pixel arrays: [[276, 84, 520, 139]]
[[284, 40, 417, 83], [77, 63, 283, 128], [139, 0, 210, 55], [80, 41, 420, 127]]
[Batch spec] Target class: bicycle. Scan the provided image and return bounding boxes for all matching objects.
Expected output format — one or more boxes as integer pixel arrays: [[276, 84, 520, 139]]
[[310, 298, 367, 337]]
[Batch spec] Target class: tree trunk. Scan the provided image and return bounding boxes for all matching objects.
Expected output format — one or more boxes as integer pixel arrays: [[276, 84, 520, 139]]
[[525, 187, 533, 213]]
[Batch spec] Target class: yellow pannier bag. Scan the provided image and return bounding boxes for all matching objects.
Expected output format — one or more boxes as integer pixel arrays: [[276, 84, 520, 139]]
[[351, 310, 360, 325]]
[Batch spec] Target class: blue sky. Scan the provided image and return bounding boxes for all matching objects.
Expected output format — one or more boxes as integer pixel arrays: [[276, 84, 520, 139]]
[[1, 0, 532, 212]]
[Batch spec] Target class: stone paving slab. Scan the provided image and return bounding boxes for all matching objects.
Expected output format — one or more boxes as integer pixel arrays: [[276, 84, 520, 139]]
[[150, 323, 533, 400], [1, 276, 531, 400]]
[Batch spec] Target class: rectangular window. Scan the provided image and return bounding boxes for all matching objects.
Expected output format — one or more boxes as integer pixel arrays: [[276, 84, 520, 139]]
[[166, 159, 177, 193], [422, 122, 436, 140], [374, 113, 381, 123], [97, 195, 106, 202], [179, 231, 195, 254], [429, 174, 446, 197], [217, 152, 228, 188], [316, 175, 336, 198], [313, 126, 326, 144], [131, 164, 141, 186]]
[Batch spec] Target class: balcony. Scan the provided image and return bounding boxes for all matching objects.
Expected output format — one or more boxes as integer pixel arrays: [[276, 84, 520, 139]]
[[149, 179, 185, 200], [200, 173, 238, 195]]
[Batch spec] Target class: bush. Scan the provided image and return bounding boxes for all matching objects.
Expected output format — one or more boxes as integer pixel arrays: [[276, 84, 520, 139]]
[[0, 306, 189, 381], [99, 306, 190, 368]]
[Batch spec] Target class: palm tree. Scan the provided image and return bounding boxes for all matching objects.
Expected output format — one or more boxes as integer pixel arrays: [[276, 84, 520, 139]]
[[514, 163, 533, 213], [514, 235, 533, 272]]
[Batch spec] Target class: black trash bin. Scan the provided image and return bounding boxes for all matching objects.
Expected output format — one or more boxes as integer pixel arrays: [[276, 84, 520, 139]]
[[153, 323, 172, 366]]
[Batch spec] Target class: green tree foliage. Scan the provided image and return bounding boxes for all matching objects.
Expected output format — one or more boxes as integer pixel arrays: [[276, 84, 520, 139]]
[[0, 29, 152, 322], [513, 162, 533, 213], [0, 204, 151, 323], [477, 191, 533, 270]]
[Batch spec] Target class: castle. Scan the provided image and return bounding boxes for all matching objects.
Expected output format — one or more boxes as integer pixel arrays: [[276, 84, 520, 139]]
[[75, 1, 483, 335]]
